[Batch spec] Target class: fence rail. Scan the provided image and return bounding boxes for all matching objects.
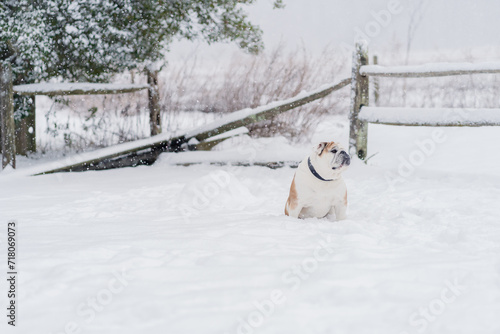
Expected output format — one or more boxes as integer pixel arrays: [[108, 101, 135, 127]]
[[360, 62, 500, 78]]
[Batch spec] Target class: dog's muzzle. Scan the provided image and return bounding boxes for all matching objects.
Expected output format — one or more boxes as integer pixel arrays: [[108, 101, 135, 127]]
[[331, 151, 350, 170], [340, 151, 351, 166]]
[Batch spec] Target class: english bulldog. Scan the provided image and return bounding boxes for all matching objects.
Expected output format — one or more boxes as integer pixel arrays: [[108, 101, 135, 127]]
[[285, 141, 350, 220]]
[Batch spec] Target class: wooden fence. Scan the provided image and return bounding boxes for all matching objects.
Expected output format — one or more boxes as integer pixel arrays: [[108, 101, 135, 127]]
[[4, 41, 500, 173], [0, 63, 158, 169], [349, 41, 500, 159], [23, 78, 351, 175], [1, 58, 350, 174]]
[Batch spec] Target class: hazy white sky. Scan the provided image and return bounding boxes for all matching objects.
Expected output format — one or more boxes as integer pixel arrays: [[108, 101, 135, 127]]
[[170, 0, 500, 61], [250, 0, 499, 50]]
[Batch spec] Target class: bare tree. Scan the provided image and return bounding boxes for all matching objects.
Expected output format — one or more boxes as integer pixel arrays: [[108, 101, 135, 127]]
[[403, 0, 428, 104]]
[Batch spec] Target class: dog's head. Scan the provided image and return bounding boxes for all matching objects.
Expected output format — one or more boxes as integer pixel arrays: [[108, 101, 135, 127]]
[[313, 141, 351, 176]]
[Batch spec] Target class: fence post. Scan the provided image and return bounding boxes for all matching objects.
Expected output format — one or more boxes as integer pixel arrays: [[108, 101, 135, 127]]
[[146, 69, 161, 136], [373, 55, 379, 106], [15, 95, 36, 155], [349, 41, 369, 160], [0, 63, 16, 169]]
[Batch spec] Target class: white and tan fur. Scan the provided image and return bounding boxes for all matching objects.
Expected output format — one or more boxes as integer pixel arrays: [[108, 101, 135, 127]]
[[285, 141, 350, 220]]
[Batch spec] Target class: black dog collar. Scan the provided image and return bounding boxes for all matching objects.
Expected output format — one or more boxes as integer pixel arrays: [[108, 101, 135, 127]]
[[308, 157, 334, 182]]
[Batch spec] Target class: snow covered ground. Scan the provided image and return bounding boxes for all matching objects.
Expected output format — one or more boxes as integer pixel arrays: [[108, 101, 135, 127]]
[[1, 117, 500, 334]]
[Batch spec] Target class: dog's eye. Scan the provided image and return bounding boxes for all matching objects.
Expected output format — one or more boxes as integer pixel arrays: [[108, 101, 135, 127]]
[[331, 149, 338, 154]]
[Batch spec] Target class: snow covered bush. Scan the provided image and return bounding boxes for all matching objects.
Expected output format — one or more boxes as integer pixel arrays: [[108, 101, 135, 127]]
[[1, 0, 281, 82], [1, 0, 283, 129]]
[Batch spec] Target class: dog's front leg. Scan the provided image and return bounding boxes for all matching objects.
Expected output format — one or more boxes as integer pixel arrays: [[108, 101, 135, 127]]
[[326, 202, 347, 221], [334, 203, 347, 220]]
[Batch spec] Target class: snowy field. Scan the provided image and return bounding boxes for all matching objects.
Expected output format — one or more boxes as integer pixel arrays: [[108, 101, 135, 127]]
[[1, 117, 500, 334]]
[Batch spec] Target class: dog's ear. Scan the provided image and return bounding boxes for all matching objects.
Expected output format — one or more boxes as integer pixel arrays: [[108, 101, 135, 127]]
[[315, 142, 328, 156]]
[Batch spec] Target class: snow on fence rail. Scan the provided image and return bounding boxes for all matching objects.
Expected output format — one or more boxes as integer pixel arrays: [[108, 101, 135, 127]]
[[13, 82, 149, 96], [349, 42, 500, 160], [359, 107, 500, 127], [360, 62, 500, 78], [17, 77, 350, 175]]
